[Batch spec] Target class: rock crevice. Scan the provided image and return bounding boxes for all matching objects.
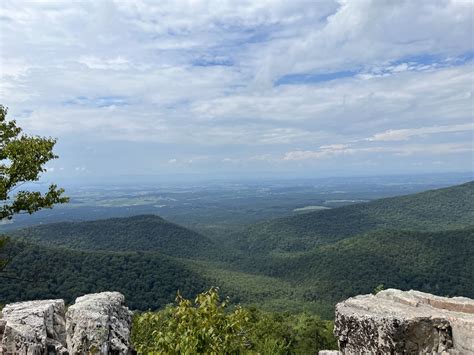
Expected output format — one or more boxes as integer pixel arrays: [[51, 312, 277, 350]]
[[0, 292, 134, 355]]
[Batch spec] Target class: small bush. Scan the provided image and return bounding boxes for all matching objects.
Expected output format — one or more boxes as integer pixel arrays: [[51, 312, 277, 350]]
[[132, 287, 337, 354], [133, 287, 251, 354]]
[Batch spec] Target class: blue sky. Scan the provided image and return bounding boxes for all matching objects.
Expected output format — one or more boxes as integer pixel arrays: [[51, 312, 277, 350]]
[[0, 0, 473, 181]]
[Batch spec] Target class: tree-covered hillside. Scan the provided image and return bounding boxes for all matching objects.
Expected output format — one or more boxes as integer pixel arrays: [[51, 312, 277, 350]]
[[266, 227, 474, 301], [1, 182, 473, 317], [0, 240, 210, 310], [235, 181, 474, 252], [12, 215, 217, 259]]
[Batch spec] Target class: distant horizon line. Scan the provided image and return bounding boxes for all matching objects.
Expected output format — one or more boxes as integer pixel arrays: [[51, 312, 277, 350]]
[[36, 170, 474, 186]]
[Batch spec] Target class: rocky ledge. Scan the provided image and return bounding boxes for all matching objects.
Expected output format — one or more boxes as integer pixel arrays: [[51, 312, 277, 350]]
[[2, 289, 473, 354], [0, 292, 133, 355], [334, 289, 474, 354]]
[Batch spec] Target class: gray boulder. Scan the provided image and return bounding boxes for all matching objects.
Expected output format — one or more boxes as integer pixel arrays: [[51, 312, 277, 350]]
[[0, 299, 68, 354], [65, 291, 133, 354], [335, 289, 474, 354]]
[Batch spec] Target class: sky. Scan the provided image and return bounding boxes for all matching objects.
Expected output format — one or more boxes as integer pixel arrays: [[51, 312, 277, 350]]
[[0, 0, 473, 182]]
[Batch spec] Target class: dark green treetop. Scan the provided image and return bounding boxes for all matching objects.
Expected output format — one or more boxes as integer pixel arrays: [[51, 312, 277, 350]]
[[0, 105, 68, 220]]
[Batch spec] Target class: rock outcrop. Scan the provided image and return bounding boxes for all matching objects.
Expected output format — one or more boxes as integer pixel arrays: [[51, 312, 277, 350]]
[[0, 292, 134, 355], [66, 292, 133, 354], [335, 289, 474, 354], [0, 299, 68, 354], [3, 289, 473, 354]]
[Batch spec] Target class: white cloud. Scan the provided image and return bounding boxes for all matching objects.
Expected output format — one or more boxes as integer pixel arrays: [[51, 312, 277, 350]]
[[258, 0, 473, 81], [283, 145, 358, 161], [77, 56, 130, 70], [367, 123, 474, 142], [0, 0, 472, 175], [319, 144, 350, 150], [283, 142, 473, 161]]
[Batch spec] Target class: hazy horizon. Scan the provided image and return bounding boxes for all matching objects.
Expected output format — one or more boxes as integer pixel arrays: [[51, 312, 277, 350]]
[[28, 171, 474, 189]]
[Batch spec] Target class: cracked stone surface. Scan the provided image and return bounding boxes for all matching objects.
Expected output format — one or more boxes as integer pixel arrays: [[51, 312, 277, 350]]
[[0, 292, 134, 354], [0, 299, 68, 354], [335, 289, 474, 354], [65, 291, 133, 354]]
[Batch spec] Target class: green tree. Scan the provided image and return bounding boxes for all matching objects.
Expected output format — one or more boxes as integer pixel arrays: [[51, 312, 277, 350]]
[[0, 104, 68, 271], [132, 288, 338, 354], [133, 287, 251, 354]]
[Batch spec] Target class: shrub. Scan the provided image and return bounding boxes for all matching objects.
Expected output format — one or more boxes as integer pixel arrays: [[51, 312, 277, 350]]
[[132, 288, 338, 354], [133, 287, 251, 354]]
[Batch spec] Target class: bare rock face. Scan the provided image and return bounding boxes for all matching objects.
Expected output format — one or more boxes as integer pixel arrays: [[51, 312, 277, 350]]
[[335, 289, 474, 354], [0, 299, 68, 354], [0, 292, 134, 354], [65, 292, 133, 354]]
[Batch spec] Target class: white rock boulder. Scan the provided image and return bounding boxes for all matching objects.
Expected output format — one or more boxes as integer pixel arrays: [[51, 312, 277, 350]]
[[335, 289, 474, 354], [65, 291, 133, 354], [0, 299, 67, 354]]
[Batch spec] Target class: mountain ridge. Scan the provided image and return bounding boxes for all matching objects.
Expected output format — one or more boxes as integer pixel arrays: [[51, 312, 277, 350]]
[[1, 182, 473, 315], [234, 181, 474, 252], [10, 214, 216, 259], [0, 239, 210, 310]]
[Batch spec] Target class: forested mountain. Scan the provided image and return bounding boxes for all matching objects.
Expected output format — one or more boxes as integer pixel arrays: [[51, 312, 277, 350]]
[[266, 227, 474, 301], [0, 240, 210, 310], [1, 182, 473, 316], [11, 215, 217, 259], [235, 181, 474, 252]]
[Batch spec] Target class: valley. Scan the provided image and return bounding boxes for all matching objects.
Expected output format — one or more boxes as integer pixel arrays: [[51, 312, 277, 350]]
[[0, 175, 472, 320]]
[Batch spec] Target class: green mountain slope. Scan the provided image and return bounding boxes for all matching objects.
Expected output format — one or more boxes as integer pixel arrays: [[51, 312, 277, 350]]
[[0, 240, 210, 310], [1, 183, 472, 316], [11, 214, 217, 259], [263, 227, 474, 302], [0, 239, 331, 316], [236, 181, 474, 252]]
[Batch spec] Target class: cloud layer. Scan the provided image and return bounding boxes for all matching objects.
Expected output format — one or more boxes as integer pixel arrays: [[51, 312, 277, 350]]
[[0, 0, 472, 178]]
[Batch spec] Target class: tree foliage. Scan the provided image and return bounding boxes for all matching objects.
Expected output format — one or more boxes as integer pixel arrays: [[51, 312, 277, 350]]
[[0, 105, 68, 220], [236, 181, 474, 253], [133, 287, 251, 354], [3, 221, 473, 313], [132, 288, 337, 354], [267, 228, 474, 301], [0, 240, 209, 310], [13, 214, 217, 259], [0, 104, 68, 275]]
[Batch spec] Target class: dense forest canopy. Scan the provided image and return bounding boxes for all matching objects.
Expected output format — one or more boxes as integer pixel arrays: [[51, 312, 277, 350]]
[[12, 214, 218, 259], [1, 182, 473, 316], [234, 181, 474, 253]]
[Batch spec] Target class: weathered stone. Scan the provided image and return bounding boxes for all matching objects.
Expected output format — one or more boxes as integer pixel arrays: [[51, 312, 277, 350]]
[[65, 291, 133, 354], [335, 289, 474, 354], [0, 299, 68, 354], [318, 351, 342, 355]]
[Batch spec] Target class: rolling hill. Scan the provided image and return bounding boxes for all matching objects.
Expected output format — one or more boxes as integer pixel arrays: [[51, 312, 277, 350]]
[[10, 214, 217, 259], [1, 182, 473, 316], [234, 181, 474, 252], [0, 240, 210, 310], [266, 227, 474, 302]]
